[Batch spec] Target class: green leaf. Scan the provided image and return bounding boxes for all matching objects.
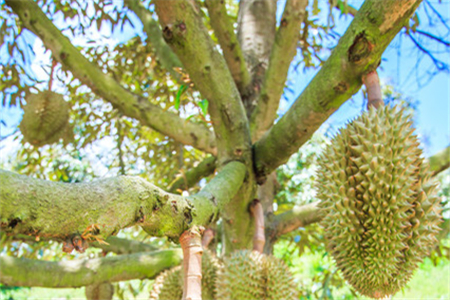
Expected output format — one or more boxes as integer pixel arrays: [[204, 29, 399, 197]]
[[198, 99, 208, 116], [175, 84, 188, 110]]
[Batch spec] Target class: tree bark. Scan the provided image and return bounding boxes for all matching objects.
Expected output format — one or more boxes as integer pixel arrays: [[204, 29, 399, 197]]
[[250, 0, 308, 141], [253, 0, 423, 183], [205, 0, 251, 94], [0, 162, 245, 242], [0, 249, 182, 287], [154, 0, 251, 165], [237, 0, 277, 117], [85, 282, 114, 300], [125, 0, 183, 81], [6, 0, 216, 154]]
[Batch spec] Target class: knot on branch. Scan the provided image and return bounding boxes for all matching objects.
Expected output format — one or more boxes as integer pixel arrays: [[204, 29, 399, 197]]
[[348, 31, 374, 64]]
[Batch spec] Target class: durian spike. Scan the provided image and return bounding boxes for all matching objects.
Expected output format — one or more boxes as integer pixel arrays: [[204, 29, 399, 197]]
[[201, 228, 215, 249], [363, 70, 383, 109], [250, 199, 265, 253], [180, 226, 204, 300]]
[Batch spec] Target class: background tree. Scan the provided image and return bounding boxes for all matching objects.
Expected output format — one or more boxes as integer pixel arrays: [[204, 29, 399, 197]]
[[1, 0, 449, 299]]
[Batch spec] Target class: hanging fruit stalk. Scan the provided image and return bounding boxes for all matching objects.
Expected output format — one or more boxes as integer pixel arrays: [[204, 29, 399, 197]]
[[363, 70, 383, 109], [180, 226, 204, 300], [250, 199, 265, 253], [201, 228, 215, 249]]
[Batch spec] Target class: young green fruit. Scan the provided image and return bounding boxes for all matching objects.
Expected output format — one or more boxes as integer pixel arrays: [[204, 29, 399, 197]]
[[20, 90, 71, 147]]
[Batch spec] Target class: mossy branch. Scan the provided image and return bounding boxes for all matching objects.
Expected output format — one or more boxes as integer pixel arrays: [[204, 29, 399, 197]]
[[6, 0, 216, 154], [124, 0, 183, 81], [205, 0, 251, 94], [253, 0, 423, 183], [250, 0, 308, 141], [0, 162, 246, 242], [0, 249, 182, 287], [154, 0, 251, 164]]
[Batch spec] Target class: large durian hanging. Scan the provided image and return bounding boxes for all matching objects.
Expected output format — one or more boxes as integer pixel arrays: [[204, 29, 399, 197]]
[[19, 90, 71, 147], [149, 249, 220, 300], [316, 104, 442, 299], [216, 250, 298, 300]]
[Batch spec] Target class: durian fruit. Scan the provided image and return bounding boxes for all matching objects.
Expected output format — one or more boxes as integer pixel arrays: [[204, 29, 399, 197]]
[[149, 266, 183, 300], [216, 250, 298, 300], [149, 249, 220, 300], [19, 90, 71, 147], [316, 104, 442, 299]]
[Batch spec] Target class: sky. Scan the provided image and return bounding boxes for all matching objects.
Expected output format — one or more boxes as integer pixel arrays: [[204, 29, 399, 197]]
[[0, 0, 449, 164]]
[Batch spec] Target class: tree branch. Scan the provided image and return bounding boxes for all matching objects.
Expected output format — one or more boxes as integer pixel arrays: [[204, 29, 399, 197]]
[[428, 146, 450, 176], [154, 0, 251, 164], [269, 202, 322, 238], [168, 156, 217, 194], [250, 0, 308, 141], [0, 249, 182, 288], [0, 162, 246, 241], [205, 0, 251, 94], [237, 0, 277, 116], [124, 0, 183, 81], [6, 0, 216, 154], [254, 0, 423, 183]]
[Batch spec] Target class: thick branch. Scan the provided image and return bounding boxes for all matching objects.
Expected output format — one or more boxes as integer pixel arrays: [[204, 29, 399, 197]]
[[428, 146, 450, 176], [0, 249, 182, 287], [205, 0, 251, 94], [237, 0, 277, 116], [6, 0, 216, 154], [124, 0, 183, 81], [254, 0, 423, 183], [154, 0, 251, 163], [168, 156, 217, 194], [250, 0, 308, 141], [0, 162, 246, 241]]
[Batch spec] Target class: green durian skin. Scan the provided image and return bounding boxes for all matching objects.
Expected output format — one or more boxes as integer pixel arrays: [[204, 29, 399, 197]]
[[19, 90, 70, 147], [216, 250, 298, 300], [317, 104, 442, 299], [149, 250, 219, 300]]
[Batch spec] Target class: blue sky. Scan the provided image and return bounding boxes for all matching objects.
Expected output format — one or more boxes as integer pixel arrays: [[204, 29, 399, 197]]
[[1, 0, 449, 160]]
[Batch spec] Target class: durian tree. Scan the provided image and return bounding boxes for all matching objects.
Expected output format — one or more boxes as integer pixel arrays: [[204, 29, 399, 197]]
[[1, 0, 449, 299]]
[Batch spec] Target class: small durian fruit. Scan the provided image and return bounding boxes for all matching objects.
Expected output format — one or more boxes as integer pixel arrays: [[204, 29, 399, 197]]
[[216, 250, 298, 300], [316, 104, 442, 299], [149, 250, 219, 300], [19, 90, 71, 147], [149, 266, 183, 300]]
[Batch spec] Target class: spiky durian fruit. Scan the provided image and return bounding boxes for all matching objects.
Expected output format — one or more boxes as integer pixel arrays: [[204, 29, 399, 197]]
[[317, 104, 442, 299], [19, 90, 71, 147], [149, 265, 183, 300], [149, 250, 219, 300], [216, 250, 298, 300]]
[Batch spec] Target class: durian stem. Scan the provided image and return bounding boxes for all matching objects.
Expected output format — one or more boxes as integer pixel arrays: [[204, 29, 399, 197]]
[[250, 199, 265, 253], [180, 226, 204, 300], [201, 228, 215, 249], [362, 70, 383, 109]]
